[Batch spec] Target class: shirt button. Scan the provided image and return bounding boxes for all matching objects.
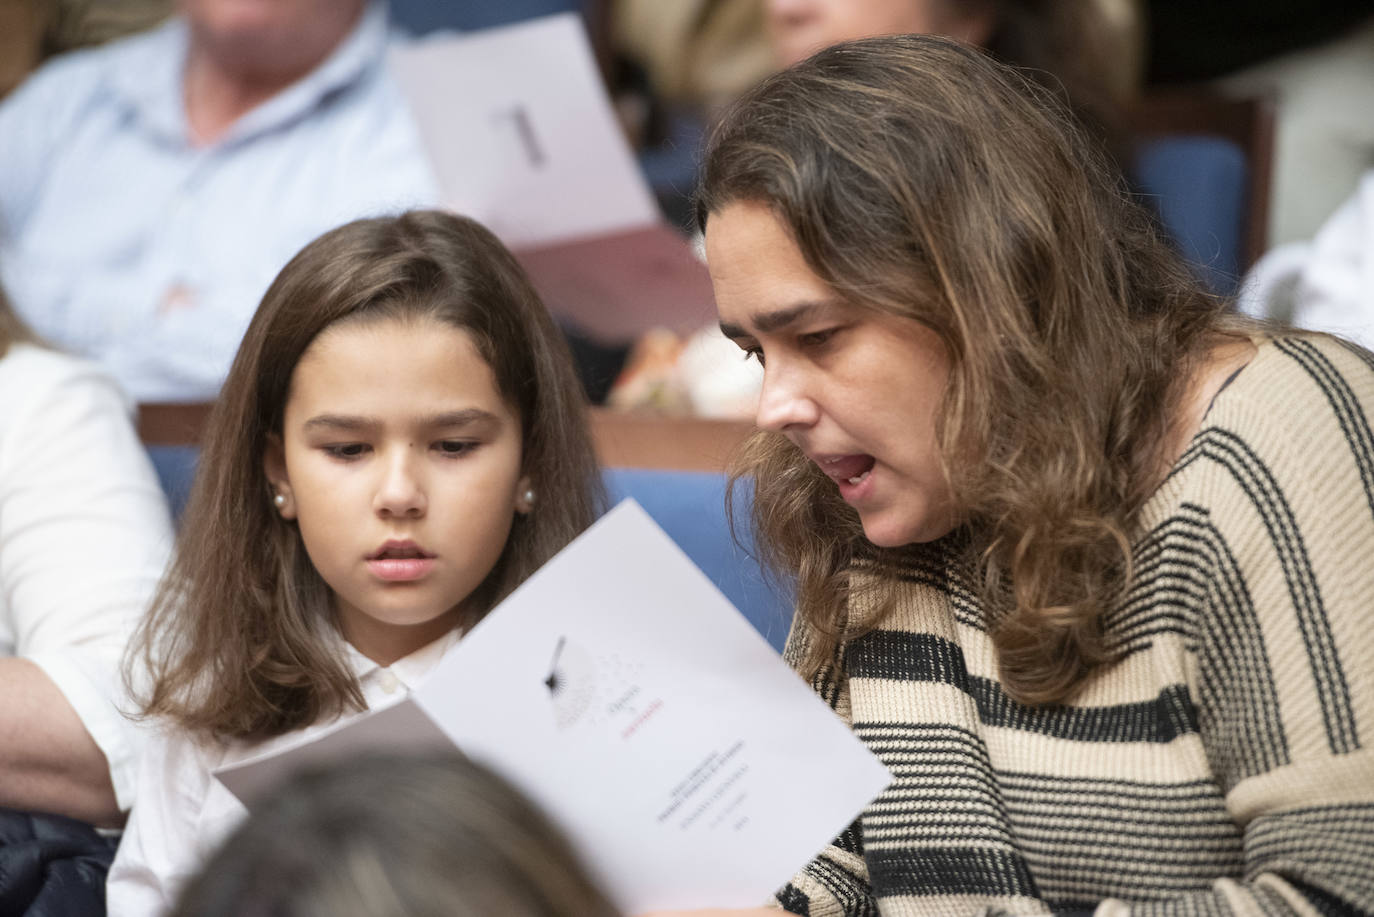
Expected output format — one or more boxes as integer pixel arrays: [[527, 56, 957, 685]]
[[378, 670, 401, 695]]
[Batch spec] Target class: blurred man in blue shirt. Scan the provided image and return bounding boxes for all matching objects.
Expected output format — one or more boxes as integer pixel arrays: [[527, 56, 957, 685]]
[[0, 0, 439, 402]]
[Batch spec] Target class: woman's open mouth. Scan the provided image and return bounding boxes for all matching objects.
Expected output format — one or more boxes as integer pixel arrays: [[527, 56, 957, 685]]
[[819, 454, 875, 484], [818, 454, 877, 500]]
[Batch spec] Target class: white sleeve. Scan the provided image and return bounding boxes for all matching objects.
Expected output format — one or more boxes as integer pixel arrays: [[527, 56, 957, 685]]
[[1235, 242, 1309, 321], [1291, 172, 1374, 349], [106, 729, 216, 917], [0, 350, 174, 808]]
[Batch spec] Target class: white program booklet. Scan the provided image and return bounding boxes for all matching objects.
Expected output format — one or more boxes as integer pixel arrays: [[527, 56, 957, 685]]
[[388, 15, 718, 343], [215, 500, 891, 913]]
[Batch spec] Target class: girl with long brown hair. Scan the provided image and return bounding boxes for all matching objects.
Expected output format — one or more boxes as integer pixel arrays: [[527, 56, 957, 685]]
[[108, 210, 604, 915], [650, 34, 1374, 917]]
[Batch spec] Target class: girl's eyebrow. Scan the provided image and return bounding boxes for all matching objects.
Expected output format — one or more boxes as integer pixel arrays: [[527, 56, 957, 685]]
[[426, 409, 501, 429], [301, 409, 500, 433], [302, 414, 376, 433]]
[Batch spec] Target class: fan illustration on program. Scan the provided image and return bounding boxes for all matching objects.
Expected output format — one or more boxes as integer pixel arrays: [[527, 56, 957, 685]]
[[544, 636, 598, 729]]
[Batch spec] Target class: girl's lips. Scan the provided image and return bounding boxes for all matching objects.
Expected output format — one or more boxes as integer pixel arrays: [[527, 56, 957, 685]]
[[367, 539, 434, 560], [368, 557, 435, 582]]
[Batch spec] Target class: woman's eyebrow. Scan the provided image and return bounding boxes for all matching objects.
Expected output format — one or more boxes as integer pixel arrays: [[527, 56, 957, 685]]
[[720, 302, 823, 339]]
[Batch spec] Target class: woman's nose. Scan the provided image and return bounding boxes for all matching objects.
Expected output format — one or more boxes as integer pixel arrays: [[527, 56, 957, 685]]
[[754, 362, 820, 433], [374, 449, 426, 518]]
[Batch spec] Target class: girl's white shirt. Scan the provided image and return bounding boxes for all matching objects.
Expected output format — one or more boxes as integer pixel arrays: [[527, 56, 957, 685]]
[[105, 628, 461, 917], [0, 343, 173, 810]]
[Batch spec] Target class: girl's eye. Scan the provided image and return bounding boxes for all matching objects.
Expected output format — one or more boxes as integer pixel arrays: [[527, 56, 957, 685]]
[[324, 443, 369, 460], [436, 440, 478, 457], [741, 346, 765, 367]]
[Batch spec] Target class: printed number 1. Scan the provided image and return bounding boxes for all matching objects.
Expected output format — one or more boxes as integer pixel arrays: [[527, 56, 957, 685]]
[[493, 104, 546, 169]]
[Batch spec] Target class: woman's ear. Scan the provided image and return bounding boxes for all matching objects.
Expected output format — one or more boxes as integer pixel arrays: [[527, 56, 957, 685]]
[[514, 474, 535, 515], [263, 434, 297, 520]]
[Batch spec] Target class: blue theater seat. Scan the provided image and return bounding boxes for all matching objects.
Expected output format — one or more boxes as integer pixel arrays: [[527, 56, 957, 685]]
[[1133, 135, 1249, 295], [1128, 90, 1275, 297], [146, 444, 200, 522], [603, 468, 793, 653]]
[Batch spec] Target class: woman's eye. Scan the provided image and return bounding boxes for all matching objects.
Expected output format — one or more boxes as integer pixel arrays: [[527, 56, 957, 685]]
[[436, 440, 477, 457], [323, 443, 368, 460], [798, 328, 839, 349], [741, 346, 765, 367]]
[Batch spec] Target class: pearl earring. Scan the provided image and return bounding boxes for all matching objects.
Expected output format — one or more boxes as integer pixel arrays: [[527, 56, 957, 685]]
[[273, 494, 286, 508], [523, 488, 536, 506]]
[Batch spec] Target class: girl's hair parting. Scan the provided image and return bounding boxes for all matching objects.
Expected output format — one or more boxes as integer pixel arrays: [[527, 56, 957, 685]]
[[130, 210, 604, 741], [171, 751, 620, 917], [697, 35, 1249, 705]]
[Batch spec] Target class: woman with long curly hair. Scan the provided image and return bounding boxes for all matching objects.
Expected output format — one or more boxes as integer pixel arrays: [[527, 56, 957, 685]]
[[649, 34, 1374, 917]]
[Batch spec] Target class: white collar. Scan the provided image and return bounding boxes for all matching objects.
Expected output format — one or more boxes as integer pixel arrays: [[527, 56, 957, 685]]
[[341, 625, 462, 692]]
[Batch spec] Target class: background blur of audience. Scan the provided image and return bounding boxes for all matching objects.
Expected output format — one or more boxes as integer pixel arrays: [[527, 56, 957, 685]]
[[0, 0, 438, 404], [4, 0, 1372, 412], [1145, 1, 1374, 247], [767, 0, 1140, 164], [1145, 1, 1374, 345], [0, 0, 1370, 909], [612, 0, 1374, 383]]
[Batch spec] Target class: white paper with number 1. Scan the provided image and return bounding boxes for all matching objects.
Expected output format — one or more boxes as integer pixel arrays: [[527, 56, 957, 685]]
[[215, 500, 891, 913], [387, 14, 718, 343]]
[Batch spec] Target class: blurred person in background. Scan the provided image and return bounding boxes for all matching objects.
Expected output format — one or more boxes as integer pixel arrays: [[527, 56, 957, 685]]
[[606, 0, 774, 239], [765, 0, 1140, 166], [0, 0, 439, 404], [172, 752, 620, 917], [0, 284, 172, 911], [602, 0, 1139, 420], [613, 0, 774, 124]]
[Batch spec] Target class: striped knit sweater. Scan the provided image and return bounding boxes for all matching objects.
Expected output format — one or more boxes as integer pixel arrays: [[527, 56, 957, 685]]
[[778, 335, 1374, 917]]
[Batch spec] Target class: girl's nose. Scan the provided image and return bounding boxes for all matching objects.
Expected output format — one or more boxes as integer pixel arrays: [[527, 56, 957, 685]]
[[374, 450, 426, 518]]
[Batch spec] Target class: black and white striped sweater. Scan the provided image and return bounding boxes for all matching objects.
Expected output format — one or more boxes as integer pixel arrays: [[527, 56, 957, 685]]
[[779, 335, 1374, 917]]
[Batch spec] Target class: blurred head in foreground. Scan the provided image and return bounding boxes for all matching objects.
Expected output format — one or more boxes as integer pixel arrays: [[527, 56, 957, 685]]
[[172, 752, 620, 917]]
